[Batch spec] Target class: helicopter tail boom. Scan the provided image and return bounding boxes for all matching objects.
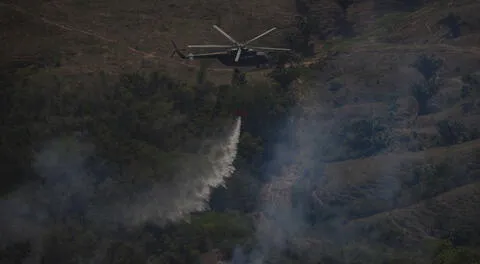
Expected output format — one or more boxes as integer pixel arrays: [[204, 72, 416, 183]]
[[170, 40, 187, 59]]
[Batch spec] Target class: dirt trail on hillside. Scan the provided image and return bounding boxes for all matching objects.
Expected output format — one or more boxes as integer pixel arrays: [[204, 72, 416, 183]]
[[1, 2, 235, 72], [4, 1, 479, 76]]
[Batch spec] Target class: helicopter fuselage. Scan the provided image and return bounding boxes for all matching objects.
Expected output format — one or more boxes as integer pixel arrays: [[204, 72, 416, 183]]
[[217, 49, 270, 67], [171, 24, 290, 69]]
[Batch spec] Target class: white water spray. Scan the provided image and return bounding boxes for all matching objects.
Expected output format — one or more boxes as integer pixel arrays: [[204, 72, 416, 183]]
[[119, 116, 243, 225]]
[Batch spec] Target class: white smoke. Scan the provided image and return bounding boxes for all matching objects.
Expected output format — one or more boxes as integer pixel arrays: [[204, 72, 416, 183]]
[[0, 138, 95, 242], [246, 112, 321, 264], [232, 245, 247, 264], [0, 138, 97, 264], [0, 117, 242, 254]]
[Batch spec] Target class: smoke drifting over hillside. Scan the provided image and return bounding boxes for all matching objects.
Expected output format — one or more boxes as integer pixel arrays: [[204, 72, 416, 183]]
[[238, 102, 405, 263], [0, 117, 242, 252], [244, 108, 325, 264]]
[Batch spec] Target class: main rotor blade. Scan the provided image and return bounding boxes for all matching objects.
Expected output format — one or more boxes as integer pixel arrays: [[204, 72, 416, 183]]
[[249, 46, 291, 51], [187, 44, 234, 48], [213, 25, 239, 45], [234, 48, 242, 62], [244, 27, 277, 45]]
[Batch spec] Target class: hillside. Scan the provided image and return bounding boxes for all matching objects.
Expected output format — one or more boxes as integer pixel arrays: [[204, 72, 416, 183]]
[[1, 0, 480, 264], [254, 1, 480, 263], [0, 0, 297, 84]]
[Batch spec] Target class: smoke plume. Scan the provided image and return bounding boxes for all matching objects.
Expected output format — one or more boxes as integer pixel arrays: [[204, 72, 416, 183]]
[[240, 99, 404, 263], [245, 108, 324, 264], [0, 117, 242, 256]]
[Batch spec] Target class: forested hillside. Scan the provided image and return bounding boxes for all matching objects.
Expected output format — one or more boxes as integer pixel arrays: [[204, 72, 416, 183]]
[[1, 0, 480, 264]]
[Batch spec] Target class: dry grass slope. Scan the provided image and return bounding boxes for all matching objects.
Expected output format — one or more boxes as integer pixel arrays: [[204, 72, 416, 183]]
[[0, 0, 297, 84], [285, 0, 480, 259]]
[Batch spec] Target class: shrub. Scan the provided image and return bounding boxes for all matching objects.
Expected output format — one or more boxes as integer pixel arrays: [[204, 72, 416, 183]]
[[435, 120, 469, 145], [461, 73, 480, 87], [410, 160, 455, 200], [339, 117, 391, 158], [411, 78, 440, 115], [437, 13, 465, 39], [460, 73, 480, 99], [387, 95, 400, 121], [409, 54, 443, 115], [411, 54, 443, 81]]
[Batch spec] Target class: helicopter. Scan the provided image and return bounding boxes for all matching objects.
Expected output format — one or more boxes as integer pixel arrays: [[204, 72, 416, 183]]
[[170, 25, 291, 69]]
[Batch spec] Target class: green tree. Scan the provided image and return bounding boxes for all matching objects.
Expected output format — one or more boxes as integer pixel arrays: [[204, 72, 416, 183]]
[[411, 54, 443, 81], [338, 117, 391, 159], [435, 120, 469, 146], [411, 78, 440, 115], [437, 13, 466, 39]]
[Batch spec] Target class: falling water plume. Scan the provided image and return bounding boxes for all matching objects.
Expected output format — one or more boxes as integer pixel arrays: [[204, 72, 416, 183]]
[[119, 116, 243, 226]]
